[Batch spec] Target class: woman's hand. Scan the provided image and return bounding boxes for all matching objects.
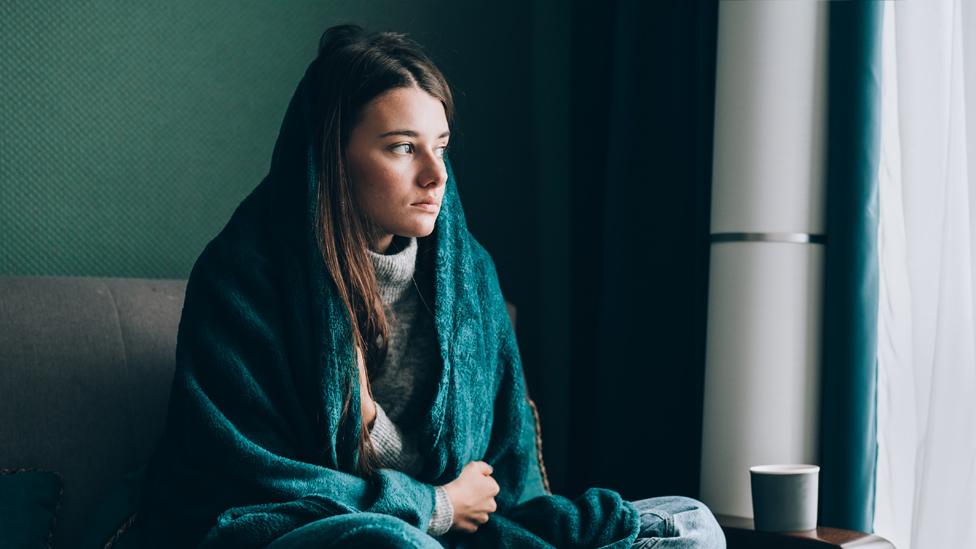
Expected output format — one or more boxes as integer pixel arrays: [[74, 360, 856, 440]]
[[443, 461, 500, 533], [356, 345, 377, 428]]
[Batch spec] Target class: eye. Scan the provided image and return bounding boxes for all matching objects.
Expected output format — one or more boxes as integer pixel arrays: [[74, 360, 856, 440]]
[[436, 144, 450, 158], [390, 143, 414, 154]]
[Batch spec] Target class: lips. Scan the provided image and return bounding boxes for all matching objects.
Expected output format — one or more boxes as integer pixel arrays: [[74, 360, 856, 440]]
[[411, 201, 440, 212], [412, 198, 440, 206]]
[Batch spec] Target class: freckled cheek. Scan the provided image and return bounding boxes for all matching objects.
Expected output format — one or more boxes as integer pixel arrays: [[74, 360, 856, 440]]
[[362, 165, 408, 202]]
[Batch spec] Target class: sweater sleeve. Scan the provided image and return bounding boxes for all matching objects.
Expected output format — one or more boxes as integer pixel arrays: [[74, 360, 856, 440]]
[[368, 401, 423, 475], [369, 402, 454, 536], [429, 485, 454, 536]]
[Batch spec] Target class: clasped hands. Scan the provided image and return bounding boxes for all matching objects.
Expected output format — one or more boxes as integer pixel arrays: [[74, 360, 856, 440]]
[[356, 345, 500, 533]]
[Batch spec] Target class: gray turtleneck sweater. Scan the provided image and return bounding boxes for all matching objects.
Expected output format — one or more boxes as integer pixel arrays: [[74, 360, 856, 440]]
[[366, 235, 453, 537]]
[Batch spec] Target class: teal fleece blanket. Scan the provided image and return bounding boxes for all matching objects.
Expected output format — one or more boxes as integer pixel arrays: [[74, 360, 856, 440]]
[[135, 58, 639, 548]]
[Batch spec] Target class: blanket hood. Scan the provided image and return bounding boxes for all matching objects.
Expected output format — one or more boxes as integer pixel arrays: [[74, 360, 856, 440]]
[[227, 57, 480, 474]]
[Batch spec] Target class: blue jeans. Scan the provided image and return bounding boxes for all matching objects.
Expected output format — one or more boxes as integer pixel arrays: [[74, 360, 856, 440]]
[[630, 496, 726, 548]]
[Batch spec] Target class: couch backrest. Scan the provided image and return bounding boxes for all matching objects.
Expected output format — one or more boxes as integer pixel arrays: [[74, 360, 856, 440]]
[[0, 276, 185, 547]]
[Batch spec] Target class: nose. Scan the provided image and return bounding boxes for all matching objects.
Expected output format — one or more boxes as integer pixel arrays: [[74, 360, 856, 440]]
[[418, 149, 447, 189]]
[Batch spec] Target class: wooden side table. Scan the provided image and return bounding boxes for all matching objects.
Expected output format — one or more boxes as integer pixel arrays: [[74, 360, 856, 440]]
[[717, 514, 896, 549]]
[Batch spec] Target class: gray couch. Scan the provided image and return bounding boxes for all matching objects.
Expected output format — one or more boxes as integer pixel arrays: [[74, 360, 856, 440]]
[[0, 275, 540, 548], [1, 276, 185, 547]]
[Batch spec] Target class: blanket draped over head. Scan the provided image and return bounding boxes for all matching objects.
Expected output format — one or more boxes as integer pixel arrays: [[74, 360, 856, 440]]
[[135, 58, 640, 548]]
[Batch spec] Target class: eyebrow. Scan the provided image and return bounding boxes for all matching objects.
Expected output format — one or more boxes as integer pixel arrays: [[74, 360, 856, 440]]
[[378, 129, 451, 139]]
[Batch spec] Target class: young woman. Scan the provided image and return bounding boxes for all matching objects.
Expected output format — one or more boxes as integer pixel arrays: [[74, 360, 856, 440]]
[[135, 24, 725, 548]]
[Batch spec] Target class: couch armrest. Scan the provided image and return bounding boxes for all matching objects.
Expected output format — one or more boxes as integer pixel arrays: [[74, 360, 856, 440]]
[[717, 514, 895, 549]]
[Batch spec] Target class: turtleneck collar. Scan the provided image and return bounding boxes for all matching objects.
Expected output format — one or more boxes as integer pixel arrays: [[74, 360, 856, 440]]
[[367, 235, 418, 304]]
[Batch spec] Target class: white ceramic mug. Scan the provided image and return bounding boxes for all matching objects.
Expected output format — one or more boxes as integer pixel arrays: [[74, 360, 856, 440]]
[[749, 464, 820, 532]]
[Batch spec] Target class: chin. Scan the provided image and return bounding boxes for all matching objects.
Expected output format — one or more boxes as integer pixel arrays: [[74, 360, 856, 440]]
[[404, 227, 436, 239], [400, 221, 437, 238]]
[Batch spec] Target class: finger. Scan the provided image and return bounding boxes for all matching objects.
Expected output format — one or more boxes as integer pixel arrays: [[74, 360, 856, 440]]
[[478, 462, 494, 475], [488, 477, 500, 496], [476, 512, 490, 524], [487, 498, 497, 513]]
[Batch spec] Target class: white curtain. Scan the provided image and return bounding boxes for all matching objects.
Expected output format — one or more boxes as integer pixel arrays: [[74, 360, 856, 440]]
[[875, 1, 976, 548]]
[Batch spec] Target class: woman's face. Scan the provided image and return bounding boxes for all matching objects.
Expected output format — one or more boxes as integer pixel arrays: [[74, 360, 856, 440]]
[[345, 85, 450, 253]]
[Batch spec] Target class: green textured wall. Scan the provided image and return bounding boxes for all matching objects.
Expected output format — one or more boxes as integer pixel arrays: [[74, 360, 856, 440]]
[[0, 2, 534, 280]]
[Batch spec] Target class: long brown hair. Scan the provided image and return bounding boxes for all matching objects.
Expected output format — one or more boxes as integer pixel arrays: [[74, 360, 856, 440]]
[[311, 24, 454, 476]]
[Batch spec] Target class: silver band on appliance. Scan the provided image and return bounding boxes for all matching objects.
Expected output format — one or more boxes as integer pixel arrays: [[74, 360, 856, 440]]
[[710, 232, 827, 245]]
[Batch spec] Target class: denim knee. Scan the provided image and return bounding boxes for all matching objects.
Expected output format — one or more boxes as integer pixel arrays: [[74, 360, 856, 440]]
[[631, 495, 726, 548]]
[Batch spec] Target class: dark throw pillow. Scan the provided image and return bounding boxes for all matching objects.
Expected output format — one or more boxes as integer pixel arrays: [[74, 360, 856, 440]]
[[0, 468, 63, 549]]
